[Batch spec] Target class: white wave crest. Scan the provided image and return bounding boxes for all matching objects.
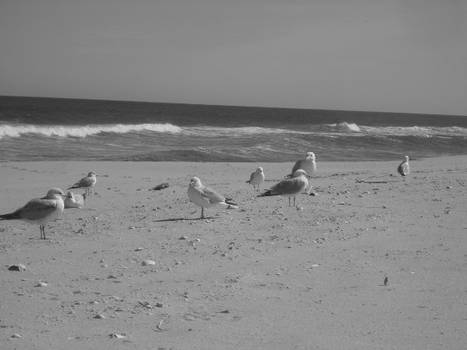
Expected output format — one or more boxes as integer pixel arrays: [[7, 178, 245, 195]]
[[329, 122, 362, 132], [361, 125, 467, 137], [181, 126, 310, 137], [0, 123, 182, 139]]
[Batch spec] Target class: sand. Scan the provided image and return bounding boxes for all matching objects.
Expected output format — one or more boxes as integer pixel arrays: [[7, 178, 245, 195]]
[[0, 156, 466, 350]]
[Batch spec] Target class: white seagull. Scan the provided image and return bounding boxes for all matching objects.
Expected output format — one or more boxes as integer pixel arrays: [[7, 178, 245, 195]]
[[259, 169, 309, 207], [291, 152, 317, 177], [68, 171, 97, 195], [398, 155, 410, 177], [290, 152, 316, 193], [0, 188, 65, 239], [188, 177, 238, 219], [246, 167, 265, 191], [64, 191, 86, 209]]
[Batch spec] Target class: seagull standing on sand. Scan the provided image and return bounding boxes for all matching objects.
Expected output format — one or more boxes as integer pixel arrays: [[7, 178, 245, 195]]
[[0, 188, 65, 239], [64, 191, 86, 209], [246, 167, 265, 191], [258, 169, 309, 207], [187, 177, 238, 219], [397, 156, 410, 176], [290, 152, 316, 193], [68, 171, 97, 195]]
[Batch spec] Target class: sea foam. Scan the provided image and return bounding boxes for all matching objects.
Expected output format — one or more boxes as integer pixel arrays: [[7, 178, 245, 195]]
[[0, 123, 182, 139], [330, 122, 362, 132]]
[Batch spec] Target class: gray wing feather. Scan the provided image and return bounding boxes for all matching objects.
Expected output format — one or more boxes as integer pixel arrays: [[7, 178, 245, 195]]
[[19, 199, 57, 220], [270, 178, 304, 195], [291, 160, 304, 174], [76, 177, 93, 187], [200, 186, 225, 203]]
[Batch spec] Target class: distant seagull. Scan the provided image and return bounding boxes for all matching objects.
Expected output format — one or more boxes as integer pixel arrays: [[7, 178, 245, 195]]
[[290, 152, 316, 193], [64, 191, 86, 209], [0, 188, 65, 239], [384, 276, 389, 286], [188, 177, 238, 219], [258, 169, 309, 207], [246, 167, 265, 191], [291, 152, 317, 177], [68, 171, 97, 195], [397, 156, 410, 177]]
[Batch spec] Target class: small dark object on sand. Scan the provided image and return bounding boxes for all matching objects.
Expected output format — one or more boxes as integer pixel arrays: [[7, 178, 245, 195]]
[[384, 276, 388, 286], [8, 264, 27, 272], [151, 183, 169, 191]]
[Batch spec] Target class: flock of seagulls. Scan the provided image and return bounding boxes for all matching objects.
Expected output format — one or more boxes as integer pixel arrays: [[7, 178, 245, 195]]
[[0, 153, 410, 239], [0, 172, 97, 239]]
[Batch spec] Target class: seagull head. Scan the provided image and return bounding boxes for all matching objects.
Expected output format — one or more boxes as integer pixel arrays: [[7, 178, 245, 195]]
[[404, 155, 409, 161], [189, 177, 202, 188], [256, 167, 263, 173], [66, 191, 74, 199], [306, 152, 316, 160], [45, 188, 66, 199], [87, 171, 97, 177]]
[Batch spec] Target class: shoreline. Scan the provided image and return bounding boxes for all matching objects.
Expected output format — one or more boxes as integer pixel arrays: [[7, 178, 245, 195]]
[[1, 153, 467, 163]]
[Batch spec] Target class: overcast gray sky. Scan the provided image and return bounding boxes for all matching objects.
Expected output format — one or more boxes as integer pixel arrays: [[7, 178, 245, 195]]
[[1, 0, 466, 115]]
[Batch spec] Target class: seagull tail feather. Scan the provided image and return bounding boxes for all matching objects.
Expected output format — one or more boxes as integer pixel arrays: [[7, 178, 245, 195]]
[[224, 198, 238, 209], [258, 190, 275, 197], [0, 211, 21, 220]]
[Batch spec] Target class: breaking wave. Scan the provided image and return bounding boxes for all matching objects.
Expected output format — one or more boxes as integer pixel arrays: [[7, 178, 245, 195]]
[[0, 123, 182, 139], [330, 122, 362, 132]]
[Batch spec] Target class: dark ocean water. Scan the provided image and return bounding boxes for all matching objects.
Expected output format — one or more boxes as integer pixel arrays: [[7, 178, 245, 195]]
[[1, 96, 466, 162]]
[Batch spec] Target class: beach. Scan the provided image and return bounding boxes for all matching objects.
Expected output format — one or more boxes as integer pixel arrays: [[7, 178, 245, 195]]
[[0, 156, 466, 349]]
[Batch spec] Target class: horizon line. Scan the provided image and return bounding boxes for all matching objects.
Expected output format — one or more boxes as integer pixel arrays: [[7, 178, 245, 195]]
[[1, 94, 466, 118]]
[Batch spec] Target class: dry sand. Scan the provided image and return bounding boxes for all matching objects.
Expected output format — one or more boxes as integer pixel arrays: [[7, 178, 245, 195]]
[[0, 156, 466, 350]]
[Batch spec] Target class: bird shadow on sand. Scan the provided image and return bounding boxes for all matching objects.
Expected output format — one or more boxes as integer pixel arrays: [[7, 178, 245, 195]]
[[153, 217, 215, 222]]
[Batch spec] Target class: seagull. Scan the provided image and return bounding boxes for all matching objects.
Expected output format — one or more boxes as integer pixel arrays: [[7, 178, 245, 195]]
[[290, 152, 316, 193], [258, 169, 309, 207], [397, 156, 410, 176], [246, 167, 265, 191], [0, 188, 65, 239], [68, 171, 97, 195], [187, 177, 238, 219], [291, 152, 317, 177], [64, 191, 86, 209]]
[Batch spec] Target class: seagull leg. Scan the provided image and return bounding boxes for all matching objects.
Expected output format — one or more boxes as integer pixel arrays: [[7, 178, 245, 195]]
[[288, 197, 291, 206], [40, 225, 44, 239], [200, 207, 205, 219]]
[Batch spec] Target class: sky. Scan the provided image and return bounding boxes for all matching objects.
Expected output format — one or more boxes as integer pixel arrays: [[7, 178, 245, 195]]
[[0, 0, 466, 115]]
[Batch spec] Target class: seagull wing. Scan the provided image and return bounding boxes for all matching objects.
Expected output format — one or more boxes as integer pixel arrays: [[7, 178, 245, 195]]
[[199, 186, 225, 204], [270, 177, 306, 195], [18, 198, 58, 220], [291, 160, 305, 174], [398, 162, 409, 176], [69, 176, 93, 189]]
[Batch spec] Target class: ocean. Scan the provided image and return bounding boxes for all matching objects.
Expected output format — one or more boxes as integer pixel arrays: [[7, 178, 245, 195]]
[[1, 96, 466, 162]]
